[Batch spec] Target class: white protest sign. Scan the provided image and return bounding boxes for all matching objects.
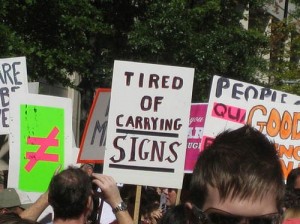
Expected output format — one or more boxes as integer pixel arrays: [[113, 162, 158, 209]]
[[0, 56, 28, 134], [78, 88, 110, 163], [8, 93, 73, 192], [28, 82, 39, 94], [202, 75, 300, 180], [103, 60, 194, 189]]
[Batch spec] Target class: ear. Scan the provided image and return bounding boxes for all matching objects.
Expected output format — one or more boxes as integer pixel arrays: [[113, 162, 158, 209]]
[[184, 202, 195, 224], [185, 202, 193, 210], [84, 195, 93, 217]]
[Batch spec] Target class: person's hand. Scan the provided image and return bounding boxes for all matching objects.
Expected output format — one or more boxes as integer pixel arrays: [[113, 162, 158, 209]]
[[150, 209, 162, 224], [91, 174, 122, 208]]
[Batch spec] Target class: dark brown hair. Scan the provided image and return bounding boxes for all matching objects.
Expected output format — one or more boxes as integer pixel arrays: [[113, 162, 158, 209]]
[[190, 125, 284, 211]]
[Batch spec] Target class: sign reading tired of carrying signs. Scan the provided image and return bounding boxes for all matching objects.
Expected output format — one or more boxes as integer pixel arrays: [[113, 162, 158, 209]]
[[103, 60, 194, 189], [0, 57, 28, 135], [8, 93, 73, 192], [201, 75, 300, 180], [184, 103, 207, 173], [77, 88, 111, 163]]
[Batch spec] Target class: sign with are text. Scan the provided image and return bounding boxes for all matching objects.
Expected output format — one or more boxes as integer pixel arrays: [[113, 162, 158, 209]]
[[202, 75, 300, 180], [0, 57, 28, 134], [8, 93, 73, 192], [78, 88, 111, 163], [103, 60, 194, 189], [184, 103, 207, 173]]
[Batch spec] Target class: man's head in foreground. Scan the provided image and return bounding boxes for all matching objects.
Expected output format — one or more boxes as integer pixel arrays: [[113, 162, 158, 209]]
[[187, 125, 284, 224], [48, 166, 93, 222]]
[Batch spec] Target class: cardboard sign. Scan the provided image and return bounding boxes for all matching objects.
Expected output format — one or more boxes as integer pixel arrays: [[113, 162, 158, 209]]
[[0, 57, 28, 134], [103, 60, 194, 189], [184, 103, 207, 173], [202, 75, 300, 180], [78, 88, 111, 163], [8, 93, 73, 192]]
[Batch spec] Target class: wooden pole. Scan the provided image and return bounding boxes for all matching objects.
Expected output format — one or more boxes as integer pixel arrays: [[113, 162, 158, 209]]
[[133, 185, 142, 224], [175, 189, 181, 205]]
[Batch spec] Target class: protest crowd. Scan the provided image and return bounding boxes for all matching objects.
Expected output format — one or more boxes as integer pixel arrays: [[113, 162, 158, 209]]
[[0, 125, 299, 224]]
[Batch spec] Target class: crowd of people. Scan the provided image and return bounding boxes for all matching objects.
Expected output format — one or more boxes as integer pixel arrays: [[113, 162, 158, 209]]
[[0, 125, 300, 224]]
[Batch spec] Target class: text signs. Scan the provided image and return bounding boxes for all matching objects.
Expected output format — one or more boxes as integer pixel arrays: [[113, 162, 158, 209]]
[[103, 60, 194, 189], [0, 57, 28, 134], [247, 101, 300, 180], [8, 93, 72, 192], [202, 75, 300, 180], [184, 103, 207, 173], [78, 88, 111, 163]]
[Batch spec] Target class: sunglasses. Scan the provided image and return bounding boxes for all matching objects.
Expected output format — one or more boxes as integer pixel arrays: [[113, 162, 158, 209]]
[[191, 205, 281, 224]]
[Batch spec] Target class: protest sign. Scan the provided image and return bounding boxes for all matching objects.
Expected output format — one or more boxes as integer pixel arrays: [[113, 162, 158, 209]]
[[28, 82, 39, 94], [202, 75, 300, 180], [8, 93, 73, 192], [184, 103, 207, 173], [0, 57, 28, 134], [103, 60, 194, 189], [78, 88, 111, 163]]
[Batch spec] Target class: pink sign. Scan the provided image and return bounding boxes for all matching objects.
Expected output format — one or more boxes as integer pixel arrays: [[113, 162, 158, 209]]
[[184, 103, 208, 173]]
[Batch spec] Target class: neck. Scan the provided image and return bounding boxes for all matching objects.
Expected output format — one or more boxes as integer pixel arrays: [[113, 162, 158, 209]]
[[53, 215, 87, 224]]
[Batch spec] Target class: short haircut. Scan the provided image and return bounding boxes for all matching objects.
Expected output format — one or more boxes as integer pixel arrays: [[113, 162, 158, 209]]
[[48, 166, 92, 220], [286, 167, 300, 190], [190, 125, 284, 210]]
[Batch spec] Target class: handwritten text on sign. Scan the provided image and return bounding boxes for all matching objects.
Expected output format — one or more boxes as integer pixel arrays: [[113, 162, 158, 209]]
[[78, 89, 111, 163], [0, 57, 28, 133], [184, 103, 207, 173], [247, 105, 300, 179], [104, 61, 194, 188], [201, 75, 300, 151], [112, 73, 183, 165], [203, 96, 300, 180]]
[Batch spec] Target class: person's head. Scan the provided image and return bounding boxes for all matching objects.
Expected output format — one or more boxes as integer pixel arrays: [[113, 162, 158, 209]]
[[287, 167, 300, 190], [0, 188, 32, 215], [48, 166, 93, 220], [188, 125, 284, 223], [165, 188, 177, 207], [160, 204, 188, 224], [140, 187, 160, 224]]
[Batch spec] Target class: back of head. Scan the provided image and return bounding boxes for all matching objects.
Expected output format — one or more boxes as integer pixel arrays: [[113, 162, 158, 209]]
[[190, 125, 284, 210], [48, 166, 92, 220]]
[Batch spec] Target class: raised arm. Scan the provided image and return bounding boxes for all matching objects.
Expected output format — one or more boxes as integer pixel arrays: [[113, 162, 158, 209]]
[[92, 174, 133, 224], [20, 191, 49, 221]]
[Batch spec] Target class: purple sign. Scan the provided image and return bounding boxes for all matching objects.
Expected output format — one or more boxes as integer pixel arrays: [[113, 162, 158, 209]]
[[184, 103, 208, 173]]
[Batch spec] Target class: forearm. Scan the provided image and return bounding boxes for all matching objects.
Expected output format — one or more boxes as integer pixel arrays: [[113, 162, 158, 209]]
[[20, 192, 49, 221], [115, 211, 133, 224]]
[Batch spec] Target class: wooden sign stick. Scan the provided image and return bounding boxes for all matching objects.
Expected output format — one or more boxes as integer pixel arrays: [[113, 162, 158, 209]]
[[133, 185, 142, 224]]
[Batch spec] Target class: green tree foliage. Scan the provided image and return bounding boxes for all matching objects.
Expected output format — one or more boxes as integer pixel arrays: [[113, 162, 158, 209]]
[[128, 0, 270, 101], [1, 0, 113, 87], [268, 1, 300, 96], [0, 0, 276, 101]]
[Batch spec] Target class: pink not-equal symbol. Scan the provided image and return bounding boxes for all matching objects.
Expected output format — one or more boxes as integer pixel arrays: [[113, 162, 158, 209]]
[[25, 127, 59, 172]]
